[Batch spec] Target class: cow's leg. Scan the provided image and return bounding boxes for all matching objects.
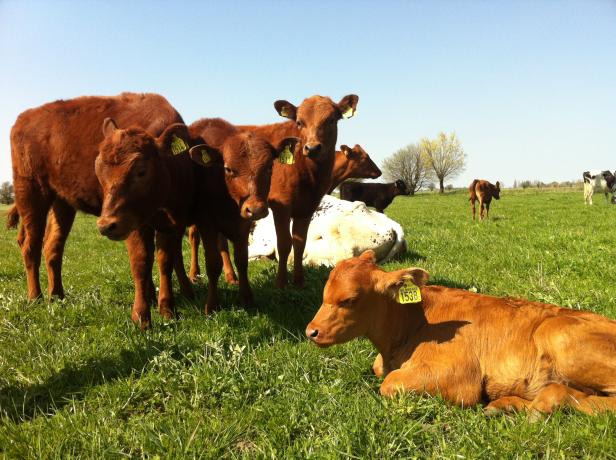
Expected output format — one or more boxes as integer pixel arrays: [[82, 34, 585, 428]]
[[485, 201, 491, 219], [125, 226, 155, 329], [471, 199, 476, 220], [372, 354, 385, 378], [272, 208, 292, 289], [484, 396, 533, 414], [171, 231, 194, 300], [43, 198, 76, 298], [219, 235, 239, 285], [233, 221, 254, 308], [525, 383, 616, 415], [14, 180, 52, 300], [199, 224, 222, 315], [188, 225, 200, 282], [291, 216, 311, 287], [479, 199, 486, 220], [380, 365, 483, 407], [155, 231, 184, 319]]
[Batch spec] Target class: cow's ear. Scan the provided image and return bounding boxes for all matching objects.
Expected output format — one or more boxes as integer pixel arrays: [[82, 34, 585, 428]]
[[274, 137, 300, 159], [274, 100, 297, 120], [373, 268, 429, 301], [102, 118, 119, 138], [156, 123, 191, 156], [337, 94, 359, 119], [189, 144, 222, 167], [495, 181, 500, 189], [340, 145, 357, 159], [358, 249, 376, 263]]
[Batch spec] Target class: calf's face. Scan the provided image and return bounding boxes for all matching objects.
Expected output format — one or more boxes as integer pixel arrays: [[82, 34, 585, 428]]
[[395, 180, 410, 195], [190, 134, 298, 220], [340, 144, 382, 179], [306, 250, 429, 347], [274, 95, 358, 160], [493, 181, 501, 200], [95, 119, 192, 240]]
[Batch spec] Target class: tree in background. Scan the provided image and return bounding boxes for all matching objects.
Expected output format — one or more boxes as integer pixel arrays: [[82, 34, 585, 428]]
[[421, 132, 467, 193], [0, 182, 14, 204], [381, 143, 433, 195]]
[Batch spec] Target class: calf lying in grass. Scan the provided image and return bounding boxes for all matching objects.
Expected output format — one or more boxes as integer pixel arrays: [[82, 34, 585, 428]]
[[306, 250, 616, 415]]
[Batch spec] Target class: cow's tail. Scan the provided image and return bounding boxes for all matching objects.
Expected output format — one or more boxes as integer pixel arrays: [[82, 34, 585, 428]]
[[468, 179, 479, 201], [6, 205, 19, 230]]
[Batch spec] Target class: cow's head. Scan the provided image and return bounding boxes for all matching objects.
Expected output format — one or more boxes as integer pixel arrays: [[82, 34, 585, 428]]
[[339, 144, 382, 179], [306, 250, 429, 347], [95, 118, 193, 240], [493, 181, 501, 200], [274, 95, 358, 161], [394, 180, 410, 195], [190, 133, 299, 220]]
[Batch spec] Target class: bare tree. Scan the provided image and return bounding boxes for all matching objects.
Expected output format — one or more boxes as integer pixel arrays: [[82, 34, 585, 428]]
[[381, 143, 433, 195], [421, 132, 466, 193], [0, 182, 14, 205]]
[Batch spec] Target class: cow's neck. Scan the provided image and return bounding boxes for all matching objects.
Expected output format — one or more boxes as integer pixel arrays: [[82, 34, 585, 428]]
[[366, 294, 428, 371]]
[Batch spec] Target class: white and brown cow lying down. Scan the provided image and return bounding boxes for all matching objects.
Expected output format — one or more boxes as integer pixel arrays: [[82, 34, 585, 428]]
[[306, 250, 616, 415], [248, 195, 406, 267], [583, 170, 616, 205]]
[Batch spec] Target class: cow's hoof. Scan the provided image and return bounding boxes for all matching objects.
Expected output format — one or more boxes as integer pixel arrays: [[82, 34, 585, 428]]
[[131, 311, 152, 330], [225, 276, 239, 286]]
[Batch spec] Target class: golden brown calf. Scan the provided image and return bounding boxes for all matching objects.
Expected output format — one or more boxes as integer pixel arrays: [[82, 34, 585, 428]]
[[306, 250, 616, 415], [469, 179, 500, 220]]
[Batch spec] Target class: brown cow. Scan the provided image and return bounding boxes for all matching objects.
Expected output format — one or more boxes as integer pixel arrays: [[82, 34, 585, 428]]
[[469, 179, 500, 220], [187, 141, 380, 284], [306, 251, 616, 415], [185, 118, 298, 313], [328, 144, 382, 193], [339, 180, 410, 213], [10, 93, 193, 327], [243, 94, 359, 288]]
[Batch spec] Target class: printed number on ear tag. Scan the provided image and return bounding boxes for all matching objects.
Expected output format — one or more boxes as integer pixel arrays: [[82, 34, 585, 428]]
[[397, 279, 421, 304], [200, 150, 211, 164], [171, 135, 188, 155], [279, 145, 295, 165], [342, 107, 355, 119]]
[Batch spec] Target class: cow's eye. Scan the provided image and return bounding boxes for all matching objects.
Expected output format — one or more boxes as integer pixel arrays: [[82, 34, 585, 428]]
[[224, 166, 235, 176], [339, 298, 356, 307], [296, 120, 303, 129]]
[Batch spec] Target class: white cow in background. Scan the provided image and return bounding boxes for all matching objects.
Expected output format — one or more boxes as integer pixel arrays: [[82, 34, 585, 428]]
[[583, 170, 616, 205], [249, 195, 406, 267]]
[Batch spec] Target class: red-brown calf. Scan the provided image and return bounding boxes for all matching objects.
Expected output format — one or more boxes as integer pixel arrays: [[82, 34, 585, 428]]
[[307, 251, 616, 415], [328, 144, 382, 193], [469, 179, 500, 220]]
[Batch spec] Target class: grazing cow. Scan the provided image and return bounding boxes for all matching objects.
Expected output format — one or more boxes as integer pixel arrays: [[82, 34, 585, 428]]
[[239, 94, 359, 288], [10, 93, 193, 327], [339, 180, 410, 213], [188, 143, 382, 283], [328, 144, 382, 193], [469, 179, 500, 220], [248, 195, 406, 266], [583, 170, 616, 205], [306, 251, 616, 415], [185, 118, 298, 313]]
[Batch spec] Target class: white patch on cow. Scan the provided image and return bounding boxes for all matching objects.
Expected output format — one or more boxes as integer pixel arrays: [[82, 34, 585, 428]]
[[247, 195, 407, 266]]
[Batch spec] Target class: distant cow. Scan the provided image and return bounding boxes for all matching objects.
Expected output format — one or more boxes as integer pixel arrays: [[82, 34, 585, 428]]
[[339, 180, 410, 213], [469, 179, 500, 220], [583, 170, 615, 205], [248, 195, 406, 266], [9, 93, 193, 327], [306, 250, 616, 415]]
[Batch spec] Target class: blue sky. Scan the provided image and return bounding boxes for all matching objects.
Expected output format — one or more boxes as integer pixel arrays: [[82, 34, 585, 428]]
[[1, 0, 615, 186]]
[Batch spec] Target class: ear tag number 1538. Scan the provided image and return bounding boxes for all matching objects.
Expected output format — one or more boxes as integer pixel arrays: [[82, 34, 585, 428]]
[[279, 145, 295, 165], [398, 280, 421, 304]]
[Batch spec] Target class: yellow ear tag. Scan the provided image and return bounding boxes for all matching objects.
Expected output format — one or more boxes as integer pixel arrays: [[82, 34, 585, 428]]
[[200, 149, 211, 164], [171, 135, 188, 155], [397, 279, 421, 304], [279, 145, 295, 165], [342, 107, 355, 119]]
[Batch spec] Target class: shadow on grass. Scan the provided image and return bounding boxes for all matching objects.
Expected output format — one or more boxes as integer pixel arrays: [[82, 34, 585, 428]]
[[429, 277, 472, 290], [388, 249, 426, 264], [0, 343, 166, 423]]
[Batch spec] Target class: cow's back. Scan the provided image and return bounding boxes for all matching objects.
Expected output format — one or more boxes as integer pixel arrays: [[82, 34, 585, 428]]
[[11, 92, 182, 214]]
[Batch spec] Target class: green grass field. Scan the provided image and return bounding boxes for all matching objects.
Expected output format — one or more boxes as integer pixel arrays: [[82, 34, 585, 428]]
[[1, 189, 616, 458]]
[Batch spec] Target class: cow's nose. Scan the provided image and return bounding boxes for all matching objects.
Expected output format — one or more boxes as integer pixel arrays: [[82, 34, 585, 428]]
[[97, 219, 118, 237], [303, 143, 322, 156], [306, 328, 319, 339], [243, 203, 269, 221]]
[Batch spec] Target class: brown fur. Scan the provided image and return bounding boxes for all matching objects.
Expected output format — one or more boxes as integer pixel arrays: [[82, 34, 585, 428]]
[[6, 205, 19, 229], [239, 94, 359, 288], [10, 93, 193, 327], [328, 144, 382, 194], [186, 118, 298, 314], [307, 251, 616, 415], [469, 179, 500, 220], [339, 180, 409, 213]]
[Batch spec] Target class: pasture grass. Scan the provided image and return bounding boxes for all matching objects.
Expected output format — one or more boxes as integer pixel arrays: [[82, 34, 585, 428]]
[[1, 189, 616, 458]]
